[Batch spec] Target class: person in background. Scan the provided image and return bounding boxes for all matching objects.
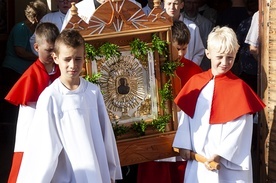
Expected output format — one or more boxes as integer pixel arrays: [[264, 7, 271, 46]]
[[237, 2, 259, 180], [182, 0, 213, 71], [0, 2, 47, 180], [216, 0, 251, 75], [197, 0, 217, 25], [5, 22, 60, 183], [1, 0, 47, 90], [16, 29, 122, 183], [182, 0, 213, 48], [142, 0, 164, 16], [164, 0, 205, 66], [236, 1, 258, 92], [173, 26, 265, 183], [216, 0, 250, 33], [137, 20, 202, 183], [142, 0, 154, 15], [30, 0, 79, 55], [245, 10, 259, 60]]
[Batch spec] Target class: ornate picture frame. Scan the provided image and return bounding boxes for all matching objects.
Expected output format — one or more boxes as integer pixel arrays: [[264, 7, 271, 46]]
[[93, 51, 158, 124]]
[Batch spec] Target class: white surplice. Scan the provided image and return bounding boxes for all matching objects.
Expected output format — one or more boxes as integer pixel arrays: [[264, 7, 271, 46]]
[[14, 103, 36, 152], [17, 77, 122, 183], [173, 79, 253, 183]]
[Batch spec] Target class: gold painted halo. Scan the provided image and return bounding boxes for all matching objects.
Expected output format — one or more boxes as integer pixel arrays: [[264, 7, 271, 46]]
[[99, 55, 146, 119]]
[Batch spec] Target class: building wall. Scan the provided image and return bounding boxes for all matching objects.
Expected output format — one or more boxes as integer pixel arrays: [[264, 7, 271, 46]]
[[260, 0, 276, 182]]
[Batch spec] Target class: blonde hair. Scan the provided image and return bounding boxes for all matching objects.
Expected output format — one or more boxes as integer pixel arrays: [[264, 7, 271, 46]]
[[207, 26, 240, 54], [25, 0, 48, 24]]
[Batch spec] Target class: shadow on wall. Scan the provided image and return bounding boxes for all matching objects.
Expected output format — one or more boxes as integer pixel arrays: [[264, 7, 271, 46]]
[[259, 64, 268, 183], [268, 106, 276, 181]]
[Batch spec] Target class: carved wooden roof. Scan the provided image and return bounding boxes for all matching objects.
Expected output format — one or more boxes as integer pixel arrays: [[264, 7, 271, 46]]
[[63, 0, 173, 38]]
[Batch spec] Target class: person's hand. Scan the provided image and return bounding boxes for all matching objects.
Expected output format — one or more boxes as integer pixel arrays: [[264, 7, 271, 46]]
[[204, 154, 221, 171], [249, 45, 259, 60], [179, 148, 191, 160]]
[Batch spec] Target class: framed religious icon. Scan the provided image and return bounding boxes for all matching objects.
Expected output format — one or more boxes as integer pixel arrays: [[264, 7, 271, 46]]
[[97, 51, 157, 124], [64, 0, 181, 165]]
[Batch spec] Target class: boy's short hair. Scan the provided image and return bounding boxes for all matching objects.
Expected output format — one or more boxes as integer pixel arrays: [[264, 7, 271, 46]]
[[207, 26, 240, 54], [54, 29, 85, 55], [35, 22, 59, 45], [172, 20, 190, 46]]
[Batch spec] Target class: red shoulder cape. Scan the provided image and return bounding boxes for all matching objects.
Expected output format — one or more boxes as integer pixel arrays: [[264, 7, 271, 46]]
[[176, 57, 203, 88], [174, 70, 265, 124], [5, 59, 60, 106]]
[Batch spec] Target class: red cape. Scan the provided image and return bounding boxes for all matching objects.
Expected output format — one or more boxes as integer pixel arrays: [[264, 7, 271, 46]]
[[174, 70, 265, 124], [5, 59, 60, 106], [176, 57, 203, 88]]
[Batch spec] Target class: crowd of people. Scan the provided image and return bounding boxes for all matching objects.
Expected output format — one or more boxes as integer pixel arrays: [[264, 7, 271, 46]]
[[0, 0, 264, 182]]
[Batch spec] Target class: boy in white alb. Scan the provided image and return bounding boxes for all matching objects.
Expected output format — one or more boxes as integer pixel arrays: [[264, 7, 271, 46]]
[[5, 22, 60, 183], [17, 29, 122, 183], [173, 26, 265, 183]]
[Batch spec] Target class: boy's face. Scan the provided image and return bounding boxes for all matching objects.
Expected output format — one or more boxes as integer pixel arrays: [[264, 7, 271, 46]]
[[34, 40, 55, 65], [164, 0, 184, 20], [172, 42, 188, 59], [56, 0, 79, 14], [205, 48, 236, 76], [53, 43, 85, 81]]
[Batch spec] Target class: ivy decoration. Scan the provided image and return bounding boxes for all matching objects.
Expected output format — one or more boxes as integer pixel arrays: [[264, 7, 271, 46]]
[[85, 43, 98, 61], [151, 34, 168, 57], [130, 38, 149, 62], [131, 120, 148, 136], [159, 80, 173, 109], [151, 114, 171, 133], [85, 73, 102, 85], [112, 120, 130, 139], [161, 59, 183, 76], [98, 42, 121, 59]]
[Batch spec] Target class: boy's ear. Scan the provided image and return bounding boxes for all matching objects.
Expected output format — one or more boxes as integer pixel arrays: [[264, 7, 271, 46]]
[[34, 43, 39, 52], [205, 49, 211, 59], [52, 52, 59, 64]]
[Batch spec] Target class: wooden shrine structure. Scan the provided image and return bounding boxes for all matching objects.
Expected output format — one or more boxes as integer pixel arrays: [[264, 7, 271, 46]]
[[63, 0, 180, 166]]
